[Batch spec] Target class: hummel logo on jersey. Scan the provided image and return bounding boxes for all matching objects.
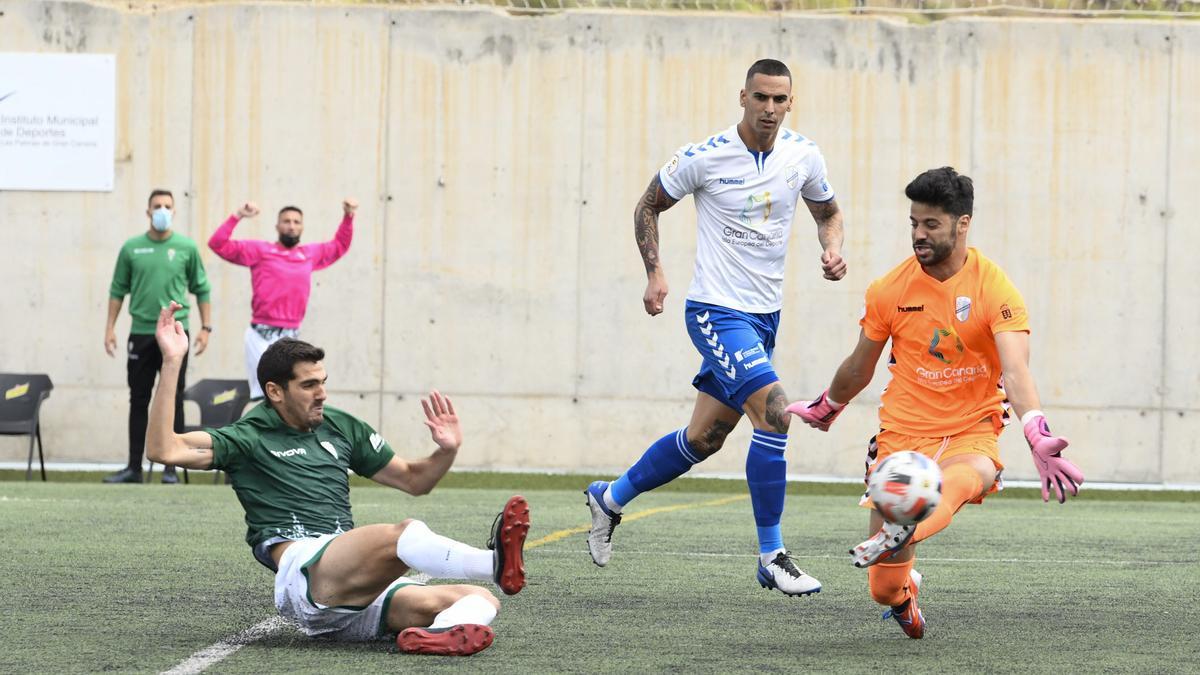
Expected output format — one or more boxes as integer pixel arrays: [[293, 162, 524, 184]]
[[271, 448, 307, 458], [718, 178, 745, 185], [897, 305, 924, 313]]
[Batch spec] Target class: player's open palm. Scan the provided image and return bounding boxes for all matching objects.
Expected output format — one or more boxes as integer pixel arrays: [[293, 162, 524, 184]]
[[155, 302, 189, 361], [422, 390, 462, 452]]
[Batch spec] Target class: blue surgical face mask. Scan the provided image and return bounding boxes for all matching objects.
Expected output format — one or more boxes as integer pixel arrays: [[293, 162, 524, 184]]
[[151, 207, 172, 232]]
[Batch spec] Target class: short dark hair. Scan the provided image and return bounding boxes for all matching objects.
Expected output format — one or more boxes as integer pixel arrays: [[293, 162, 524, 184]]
[[257, 338, 325, 399], [147, 189, 174, 208], [278, 205, 303, 218], [905, 167, 974, 218], [745, 59, 791, 85]]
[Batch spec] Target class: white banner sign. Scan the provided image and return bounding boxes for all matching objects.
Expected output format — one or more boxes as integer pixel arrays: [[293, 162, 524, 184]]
[[0, 53, 116, 191]]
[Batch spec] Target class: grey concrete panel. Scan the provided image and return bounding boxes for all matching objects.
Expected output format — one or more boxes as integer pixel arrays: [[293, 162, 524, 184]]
[[187, 5, 391, 392], [1, 2, 1195, 482], [1162, 410, 1200, 484], [0, 3, 195, 397], [381, 9, 584, 397], [376, 393, 696, 473], [1165, 26, 1200, 411], [997, 407, 1160, 483], [574, 13, 781, 401], [969, 20, 1172, 410]]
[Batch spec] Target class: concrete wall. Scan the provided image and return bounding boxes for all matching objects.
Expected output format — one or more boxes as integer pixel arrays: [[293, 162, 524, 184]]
[[1, 1, 1196, 484]]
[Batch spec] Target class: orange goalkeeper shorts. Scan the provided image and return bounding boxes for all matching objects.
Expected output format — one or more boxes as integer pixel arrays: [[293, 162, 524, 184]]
[[859, 417, 1006, 508]]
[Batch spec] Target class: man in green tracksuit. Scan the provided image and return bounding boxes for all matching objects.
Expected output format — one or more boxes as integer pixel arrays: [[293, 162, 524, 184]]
[[104, 188, 212, 484]]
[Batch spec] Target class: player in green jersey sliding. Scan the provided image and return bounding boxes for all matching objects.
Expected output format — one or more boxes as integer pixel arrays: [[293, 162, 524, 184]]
[[145, 302, 530, 656]]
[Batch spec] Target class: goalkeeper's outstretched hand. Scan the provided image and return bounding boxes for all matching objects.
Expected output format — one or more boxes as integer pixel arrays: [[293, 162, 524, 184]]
[[785, 390, 845, 432], [1023, 414, 1084, 503]]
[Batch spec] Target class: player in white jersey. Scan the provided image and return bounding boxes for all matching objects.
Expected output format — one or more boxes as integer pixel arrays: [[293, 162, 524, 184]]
[[584, 59, 847, 596]]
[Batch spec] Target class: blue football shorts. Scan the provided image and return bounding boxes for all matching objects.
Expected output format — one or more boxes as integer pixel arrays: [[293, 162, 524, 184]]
[[684, 300, 780, 414]]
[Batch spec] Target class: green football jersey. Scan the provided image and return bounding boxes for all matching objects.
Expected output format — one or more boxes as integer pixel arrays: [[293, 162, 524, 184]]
[[108, 231, 211, 334], [207, 403, 396, 549]]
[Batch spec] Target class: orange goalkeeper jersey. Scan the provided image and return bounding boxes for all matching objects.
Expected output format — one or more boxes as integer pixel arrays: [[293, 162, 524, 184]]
[[861, 247, 1030, 437]]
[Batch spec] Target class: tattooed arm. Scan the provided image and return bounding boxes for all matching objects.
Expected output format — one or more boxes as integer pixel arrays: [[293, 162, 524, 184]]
[[635, 174, 679, 315], [805, 197, 847, 281]]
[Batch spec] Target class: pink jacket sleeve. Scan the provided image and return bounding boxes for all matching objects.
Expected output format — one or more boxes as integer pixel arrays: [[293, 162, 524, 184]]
[[208, 215, 264, 266], [311, 214, 354, 271]]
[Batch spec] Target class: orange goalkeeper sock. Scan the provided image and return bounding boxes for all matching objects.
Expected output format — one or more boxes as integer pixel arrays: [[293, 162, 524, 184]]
[[911, 462, 985, 544], [868, 558, 916, 607]]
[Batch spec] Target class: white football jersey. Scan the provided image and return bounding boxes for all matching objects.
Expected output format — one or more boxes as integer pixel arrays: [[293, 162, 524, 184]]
[[658, 125, 835, 313]]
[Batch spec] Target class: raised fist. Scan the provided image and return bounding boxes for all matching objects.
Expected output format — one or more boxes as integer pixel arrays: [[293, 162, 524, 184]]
[[236, 202, 260, 219], [342, 198, 358, 215]]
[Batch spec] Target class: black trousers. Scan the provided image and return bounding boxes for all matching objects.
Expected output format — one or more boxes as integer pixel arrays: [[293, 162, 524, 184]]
[[126, 333, 187, 472]]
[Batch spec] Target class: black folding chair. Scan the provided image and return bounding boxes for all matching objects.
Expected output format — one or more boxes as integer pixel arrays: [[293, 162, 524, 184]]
[[148, 379, 251, 484], [0, 373, 54, 482]]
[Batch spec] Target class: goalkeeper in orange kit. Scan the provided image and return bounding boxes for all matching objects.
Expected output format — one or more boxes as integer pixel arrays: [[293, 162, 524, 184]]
[[787, 167, 1084, 638]]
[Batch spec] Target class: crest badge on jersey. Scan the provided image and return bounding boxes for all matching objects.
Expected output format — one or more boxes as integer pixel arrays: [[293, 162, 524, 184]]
[[955, 296, 972, 322], [319, 441, 338, 459], [784, 165, 800, 190], [167, 248, 176, 262], [666, 155, 680, 176]]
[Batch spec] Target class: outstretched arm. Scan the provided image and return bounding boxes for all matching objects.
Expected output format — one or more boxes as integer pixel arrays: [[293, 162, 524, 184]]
[[635, 174, 679, 316], [996, 330, 1084, 503], [804, 197, 846, 281], [788, 330, 886, 431], [208, 202, 262, 265], [370, 391, 460, 496], [145, 302, 215, 469], [312, 198, 356, 271], [829, 330, 887, 404], [994, 330, 1041, 418]]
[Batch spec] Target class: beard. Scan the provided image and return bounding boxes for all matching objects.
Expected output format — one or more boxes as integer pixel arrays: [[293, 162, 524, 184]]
[[914, 232, 955, 267], [279, 233, 301, 248]]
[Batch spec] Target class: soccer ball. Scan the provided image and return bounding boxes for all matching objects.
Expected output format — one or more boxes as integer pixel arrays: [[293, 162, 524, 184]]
[[867, 451, 942, 526]]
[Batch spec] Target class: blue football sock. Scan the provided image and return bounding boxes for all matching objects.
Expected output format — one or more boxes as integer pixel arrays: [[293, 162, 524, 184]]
[[609, 429, 702, 508], [747, 429, 788, 555]]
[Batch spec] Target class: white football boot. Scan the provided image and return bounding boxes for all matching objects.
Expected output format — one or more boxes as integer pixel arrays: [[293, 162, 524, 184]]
[[584, 481, 621, 567], [756, 551, 822, 596]]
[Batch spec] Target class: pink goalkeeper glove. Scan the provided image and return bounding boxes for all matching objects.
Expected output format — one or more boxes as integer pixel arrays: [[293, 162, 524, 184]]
[[785, 390, 845, 432], [1023, 412, 1085, 504]]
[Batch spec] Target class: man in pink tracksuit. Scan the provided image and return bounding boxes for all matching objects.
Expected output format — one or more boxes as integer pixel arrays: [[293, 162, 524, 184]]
[[209, 199, 356, 399]]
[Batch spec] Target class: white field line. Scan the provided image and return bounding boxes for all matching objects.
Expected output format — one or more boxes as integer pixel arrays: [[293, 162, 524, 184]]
[[0, 496, 85, 503], [533, 548, 1198, 566], [159, 616, 289, 675]]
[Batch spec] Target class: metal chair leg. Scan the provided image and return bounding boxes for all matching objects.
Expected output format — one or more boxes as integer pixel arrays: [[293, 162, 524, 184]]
[[37, 425, 46, 482], [183, 468, 189, 485], [25, 428, 34, 481]]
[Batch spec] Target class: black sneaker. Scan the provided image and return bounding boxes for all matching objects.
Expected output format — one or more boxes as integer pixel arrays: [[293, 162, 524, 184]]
[[161, 470, 179, 485], [487, 495, 530, 595], [102, 468, 143, 484]]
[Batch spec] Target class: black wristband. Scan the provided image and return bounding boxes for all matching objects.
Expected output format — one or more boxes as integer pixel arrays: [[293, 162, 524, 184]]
[[201, 325, 213, 333]]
